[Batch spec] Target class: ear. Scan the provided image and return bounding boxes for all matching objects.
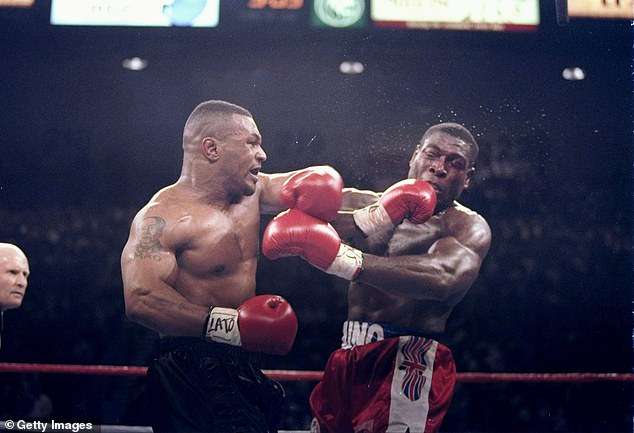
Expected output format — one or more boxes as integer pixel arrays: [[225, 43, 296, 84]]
[[201, 137, 219, 161], [463, 167, 475, 189], [408, 144, 422, 167]]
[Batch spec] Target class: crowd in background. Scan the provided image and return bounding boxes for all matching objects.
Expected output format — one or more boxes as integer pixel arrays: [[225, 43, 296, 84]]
[[0, 176, 630, 431]]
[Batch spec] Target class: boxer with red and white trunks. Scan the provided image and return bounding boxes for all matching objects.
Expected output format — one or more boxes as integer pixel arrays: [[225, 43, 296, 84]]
[[263, 123, 491, 433], [309, 321, 455, 433]]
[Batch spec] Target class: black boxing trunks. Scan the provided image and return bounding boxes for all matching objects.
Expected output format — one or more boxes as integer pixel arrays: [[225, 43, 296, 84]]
[[146, 337, 284, 433], [310, 321, 456, 433]]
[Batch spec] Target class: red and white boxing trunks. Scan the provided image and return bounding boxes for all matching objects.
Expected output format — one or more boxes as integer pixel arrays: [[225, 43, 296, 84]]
[[309, 321, 456, 433]]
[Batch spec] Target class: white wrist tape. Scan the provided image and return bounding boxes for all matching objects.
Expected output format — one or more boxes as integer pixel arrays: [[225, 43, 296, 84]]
[[325, 243, 363, 281], [353, 204, 394, 237], [204, 307, 241, 346]]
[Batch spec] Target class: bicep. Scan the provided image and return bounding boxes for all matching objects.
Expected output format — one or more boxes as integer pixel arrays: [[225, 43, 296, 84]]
[[121, 216, 179, 298], [429, 237, 482, 273], [426, 234, 488, 299], [121, 234, 187, 330], [120, 213, 212, 336], [122, 242, 177, 294], [414, 216, 490, 302]]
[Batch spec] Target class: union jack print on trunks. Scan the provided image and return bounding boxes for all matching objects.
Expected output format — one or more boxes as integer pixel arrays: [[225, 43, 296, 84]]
[[398, 336, 434, 401]]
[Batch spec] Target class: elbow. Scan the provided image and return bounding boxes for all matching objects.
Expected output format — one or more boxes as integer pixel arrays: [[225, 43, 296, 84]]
[[435, 267, 476, 304], [124, 287, 151, 325], [124, 299, 143, 324], [124, 303, 142, 324], [427, 277, 457, 303], [435, 280, 467, 304]]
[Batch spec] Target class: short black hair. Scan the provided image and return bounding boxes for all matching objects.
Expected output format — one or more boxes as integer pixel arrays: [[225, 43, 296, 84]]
[[182, 100, 253, 147], [421, 122, 479, 167], [185, 100, 252, 131]]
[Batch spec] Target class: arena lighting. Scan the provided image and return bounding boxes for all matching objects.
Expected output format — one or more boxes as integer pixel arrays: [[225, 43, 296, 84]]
[[562, 66, 586, 81], [50, 0, 220, 27], [0, 0, 34, 6], [370, 0, 539, 31], [339, 60, 364, 74], [121, 57, 148, 71], [0, 0, 35, 8], [568, 0, 634, 19]]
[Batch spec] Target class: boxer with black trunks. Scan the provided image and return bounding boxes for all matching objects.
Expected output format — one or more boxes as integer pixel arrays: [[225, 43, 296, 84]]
[[263, 123, 491, 433], [121, 100, 345, 433]]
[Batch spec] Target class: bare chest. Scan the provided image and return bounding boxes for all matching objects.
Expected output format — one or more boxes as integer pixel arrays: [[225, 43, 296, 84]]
[[176, 204, 261, 277]]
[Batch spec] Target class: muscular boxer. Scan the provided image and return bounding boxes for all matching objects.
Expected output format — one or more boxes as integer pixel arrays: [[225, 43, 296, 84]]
[[264, 123, 491, 433], [120, 100, 343, 433]]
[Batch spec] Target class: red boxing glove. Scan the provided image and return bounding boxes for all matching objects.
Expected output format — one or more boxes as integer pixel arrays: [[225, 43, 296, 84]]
[[238, 295, 297, 355], [381, 179, 437, 224], [262, 209, 363, 281], [204, 295, 298, 355], [353, 179, 436, 236], [280, 166, 343, 221]]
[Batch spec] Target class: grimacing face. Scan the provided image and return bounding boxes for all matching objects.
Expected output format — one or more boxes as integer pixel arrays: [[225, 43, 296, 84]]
[[219, 114, 267, 198], [0, 247, 30, 311], [408, 131, 474, 211]]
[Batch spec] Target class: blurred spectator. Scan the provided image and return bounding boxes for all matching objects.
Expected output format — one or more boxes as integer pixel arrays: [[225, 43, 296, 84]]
[[0, 243, 29, 313], [0, 242, 53, 421]]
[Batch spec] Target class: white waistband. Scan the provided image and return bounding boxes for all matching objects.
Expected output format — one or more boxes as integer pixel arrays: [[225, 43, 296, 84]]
[[341, 320, 439, 349], [341, 320, 389, 349]]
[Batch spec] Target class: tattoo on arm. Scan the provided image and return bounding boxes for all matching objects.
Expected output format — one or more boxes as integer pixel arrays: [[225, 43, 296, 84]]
[[134, 216, 166, 260]]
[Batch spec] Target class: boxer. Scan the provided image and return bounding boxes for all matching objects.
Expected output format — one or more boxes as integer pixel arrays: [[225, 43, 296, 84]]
[[264, 122, 491, 433], [121, 100, 343, 433]]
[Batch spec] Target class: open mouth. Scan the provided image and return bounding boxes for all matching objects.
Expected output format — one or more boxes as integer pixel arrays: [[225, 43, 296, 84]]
[[249, 167, 261, 182]]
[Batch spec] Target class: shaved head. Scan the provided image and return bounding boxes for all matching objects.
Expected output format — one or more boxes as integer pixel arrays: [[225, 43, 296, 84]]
[[0, 243, 29, 311], [183, 100, 253, 151]]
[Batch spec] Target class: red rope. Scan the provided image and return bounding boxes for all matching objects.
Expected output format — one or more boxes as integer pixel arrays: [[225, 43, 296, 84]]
[[455, 372, 634, 383], [0, 363, 632, 383], [0, 363, 147, 377]]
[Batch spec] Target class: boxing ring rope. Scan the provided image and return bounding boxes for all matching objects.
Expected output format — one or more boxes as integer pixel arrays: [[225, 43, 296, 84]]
[[1, 363, 631, 433], [0, 362, 633, 383]]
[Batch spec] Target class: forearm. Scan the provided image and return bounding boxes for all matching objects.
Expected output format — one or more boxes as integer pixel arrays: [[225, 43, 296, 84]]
[[332, 211, 393, 255], [355, 253, 471, 302], [332, 211, 366, 246], [341, 187, 380, 210], [259, 165, 342, 216], [334, 188, 382, 248], [258, 170, 299, 214], [125, 288, 208, 337]]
